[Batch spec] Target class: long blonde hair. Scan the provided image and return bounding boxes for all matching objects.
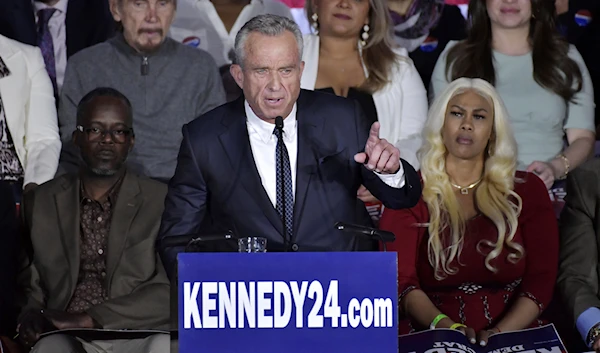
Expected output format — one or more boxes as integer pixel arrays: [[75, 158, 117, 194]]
[[420, 78, 524, 280], [306, 0, 397, 93]]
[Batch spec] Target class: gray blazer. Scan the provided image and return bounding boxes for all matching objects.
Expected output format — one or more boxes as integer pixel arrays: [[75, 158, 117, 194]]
[[17, 171, 170, 330], [558, 158, 600, 324]]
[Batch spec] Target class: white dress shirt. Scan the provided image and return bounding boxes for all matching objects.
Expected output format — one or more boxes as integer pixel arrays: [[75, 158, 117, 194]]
[[245, 101, 405, 208], [169, 0, 295, 68], [33, 0, 68, 93]]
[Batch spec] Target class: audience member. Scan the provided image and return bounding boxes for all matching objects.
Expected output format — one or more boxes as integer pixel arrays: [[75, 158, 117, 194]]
[[0, 0, 116, 97], [380, 78, 558, 344], [557, 0, 600, 130], [16, 88, 170, 353], [557, 158, 600, 352], [0, 183, 18, 347], [58, 0, 225, 183], [169, 0, 294, 101], [302, 0, 427, 171], [301, 0, 427, 212], [389, 0, 466, 90], [0, 34, 60, 195], [170, 0, 294, 68], [158, 15, 421, 276], [431, 0, 595, 189]]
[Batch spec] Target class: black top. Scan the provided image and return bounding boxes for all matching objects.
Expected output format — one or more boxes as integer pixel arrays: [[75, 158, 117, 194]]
[[0, 182, 17, 336], [558, 0, 600, 127], [315, 87, 378, 126], [404, 5, 466, 90]]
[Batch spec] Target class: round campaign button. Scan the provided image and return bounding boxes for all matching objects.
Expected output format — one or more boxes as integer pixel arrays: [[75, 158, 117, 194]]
[[420, 36, 439, 53], [183, 36, 201, 48], [291, 243, 299, 251], [575, 9, 593, 27]]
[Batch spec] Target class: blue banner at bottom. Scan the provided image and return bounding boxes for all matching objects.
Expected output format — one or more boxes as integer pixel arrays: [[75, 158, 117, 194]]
[[178, 252, 398, 353]]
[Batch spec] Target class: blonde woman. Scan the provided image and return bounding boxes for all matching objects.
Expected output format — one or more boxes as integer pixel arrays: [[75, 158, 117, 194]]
[[300, 0, 427, 175], [380, 78, 558, 345]]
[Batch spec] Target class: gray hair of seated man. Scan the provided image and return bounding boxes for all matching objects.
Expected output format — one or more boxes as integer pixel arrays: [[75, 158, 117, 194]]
[[233, 14, 304, 69]]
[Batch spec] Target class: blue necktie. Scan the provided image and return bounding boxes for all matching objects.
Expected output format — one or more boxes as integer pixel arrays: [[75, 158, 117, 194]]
[[37, 8, 58, 96], [273, 127, 294, 240]]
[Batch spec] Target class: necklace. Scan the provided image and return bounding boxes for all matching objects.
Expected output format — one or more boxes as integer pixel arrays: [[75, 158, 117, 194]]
[[450, 178, 482, 195]]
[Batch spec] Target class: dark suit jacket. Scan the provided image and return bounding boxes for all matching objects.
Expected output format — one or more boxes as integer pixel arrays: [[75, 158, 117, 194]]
[[558, 0, 600, 126], [158, 89, 421, 274], [0, 183, 17, 336], [557, 158, 600, 327], [0, 0, 115, 59], [17, 171, 170, 330]]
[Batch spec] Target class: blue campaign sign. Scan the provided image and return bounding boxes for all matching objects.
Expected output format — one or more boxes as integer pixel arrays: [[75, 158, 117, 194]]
[[178, 252, 398, 353]]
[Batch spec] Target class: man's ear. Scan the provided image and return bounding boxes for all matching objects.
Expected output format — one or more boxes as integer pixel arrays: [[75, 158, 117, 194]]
[[230, 64, 244, 89], [109, 0, 122, 22]]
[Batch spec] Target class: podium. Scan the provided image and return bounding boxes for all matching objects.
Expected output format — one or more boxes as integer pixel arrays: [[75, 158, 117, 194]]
[[177, 252, 398, 353]]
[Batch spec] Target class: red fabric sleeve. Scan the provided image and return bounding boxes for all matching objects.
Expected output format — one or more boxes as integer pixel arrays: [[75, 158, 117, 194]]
[[517, 174, 559, 311], [379, 199, 428, 300]]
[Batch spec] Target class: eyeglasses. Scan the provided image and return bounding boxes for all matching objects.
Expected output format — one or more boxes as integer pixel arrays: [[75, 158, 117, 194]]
[[76, 125, 134, 144]]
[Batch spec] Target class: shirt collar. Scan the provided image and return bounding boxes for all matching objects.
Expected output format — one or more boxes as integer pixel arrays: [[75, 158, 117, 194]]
[[33, 0, 69, 15], [245, 101, 297, 144], [79, 172, 125, 208]]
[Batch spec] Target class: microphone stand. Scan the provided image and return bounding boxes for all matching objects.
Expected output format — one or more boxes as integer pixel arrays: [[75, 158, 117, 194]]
[[275, 116, 289, 251]]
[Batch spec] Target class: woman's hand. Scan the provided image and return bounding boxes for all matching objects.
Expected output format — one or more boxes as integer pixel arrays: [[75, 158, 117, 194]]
[[436, 318, 477, 345], [357, 185, 379, 204], [476, 327, 500, 346]]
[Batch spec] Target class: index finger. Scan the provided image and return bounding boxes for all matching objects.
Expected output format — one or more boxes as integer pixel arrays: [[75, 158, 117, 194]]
[[369, 122, 381, 139]]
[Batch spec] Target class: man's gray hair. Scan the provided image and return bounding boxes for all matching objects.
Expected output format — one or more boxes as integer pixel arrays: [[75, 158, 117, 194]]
[[234, 14, 304, 68]]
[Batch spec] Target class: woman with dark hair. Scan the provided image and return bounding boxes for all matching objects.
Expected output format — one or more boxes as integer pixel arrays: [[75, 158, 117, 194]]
[[389, 0, 466, 90], [430, 0, 595, 189]]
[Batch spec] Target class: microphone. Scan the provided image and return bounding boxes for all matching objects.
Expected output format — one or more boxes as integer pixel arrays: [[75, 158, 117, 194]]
[[334, 222, 396, 251], [158, 230, 236, 250], [275, 116, 284, 132], [275, 116, 290, 251]]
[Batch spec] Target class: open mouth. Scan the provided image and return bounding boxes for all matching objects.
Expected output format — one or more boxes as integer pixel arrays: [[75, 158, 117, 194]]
[[265, 98, 284, 106]]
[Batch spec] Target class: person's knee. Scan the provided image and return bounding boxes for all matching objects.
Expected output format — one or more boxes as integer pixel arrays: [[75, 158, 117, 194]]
[[31, 334, 82, 353], [144, 333, 170, 353]]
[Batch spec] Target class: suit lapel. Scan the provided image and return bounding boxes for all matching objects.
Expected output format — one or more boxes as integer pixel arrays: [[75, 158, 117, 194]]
[[54, 175, 81, 294], [293, 93, 319, 237], [219, 99, 285, 238], [106, 171, 141, 287]]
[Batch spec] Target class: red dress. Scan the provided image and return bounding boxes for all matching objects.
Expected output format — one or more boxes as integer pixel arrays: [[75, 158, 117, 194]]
[[379, 171, 559, 334]]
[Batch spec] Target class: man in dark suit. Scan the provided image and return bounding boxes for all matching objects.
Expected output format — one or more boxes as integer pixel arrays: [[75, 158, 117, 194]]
[[16, 87, 169, 352], [158, 14, 421, 275], [557, 158, 600, 352], [0, 0, 115, 95]]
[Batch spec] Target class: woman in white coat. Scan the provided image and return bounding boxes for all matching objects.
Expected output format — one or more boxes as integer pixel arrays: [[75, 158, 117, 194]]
[[0, 34, 59, 197], [301, 0, 427, 206]]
